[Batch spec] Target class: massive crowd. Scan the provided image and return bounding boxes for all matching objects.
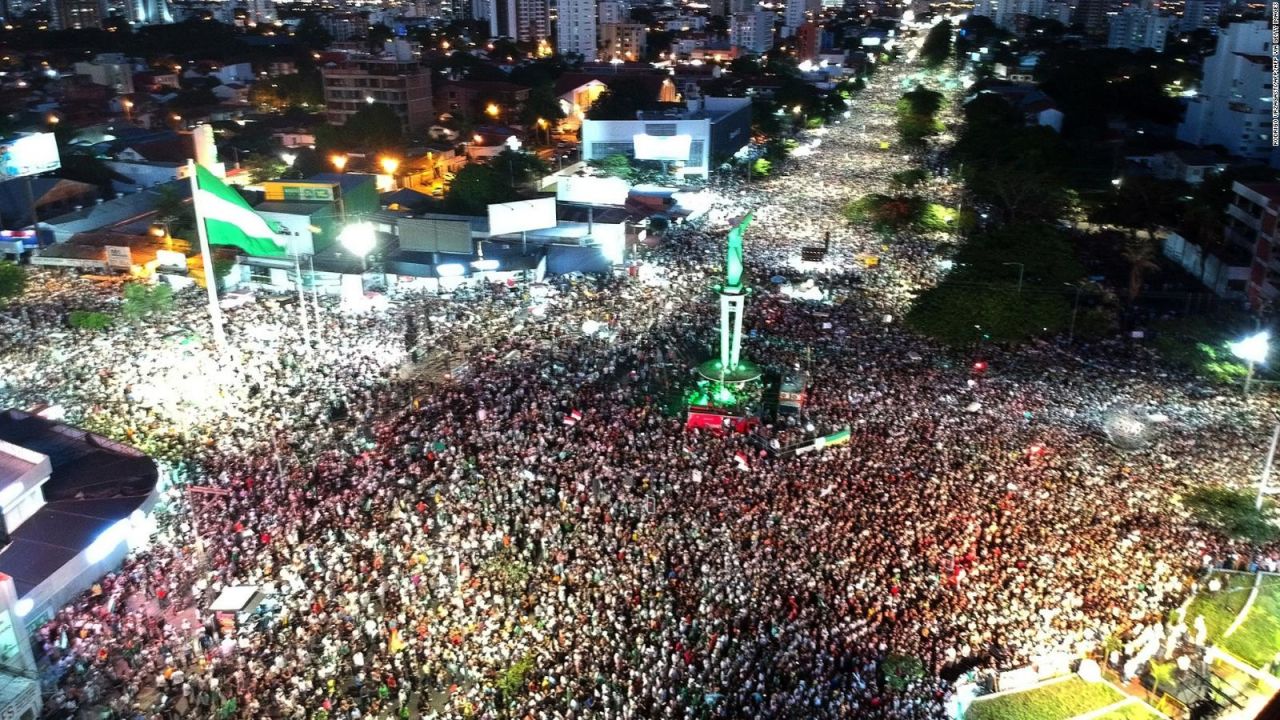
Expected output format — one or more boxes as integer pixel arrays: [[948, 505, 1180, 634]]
[[1, 43, 1277, 720]]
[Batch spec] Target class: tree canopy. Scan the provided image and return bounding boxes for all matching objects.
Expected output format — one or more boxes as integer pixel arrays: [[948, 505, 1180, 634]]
[[920, 20, 953, 67]]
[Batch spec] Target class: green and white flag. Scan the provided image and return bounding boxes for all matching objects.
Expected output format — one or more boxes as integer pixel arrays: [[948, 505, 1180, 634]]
[[193, 164, 286, 257]]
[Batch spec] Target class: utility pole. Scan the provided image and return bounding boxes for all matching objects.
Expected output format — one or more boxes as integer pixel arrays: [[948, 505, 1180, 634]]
[[1002, 262, 1024, 295], [1257, 423, 1280, 511]]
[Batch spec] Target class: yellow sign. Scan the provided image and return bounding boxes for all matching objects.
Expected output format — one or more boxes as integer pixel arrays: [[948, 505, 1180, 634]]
[[262, 181, 337, 202]]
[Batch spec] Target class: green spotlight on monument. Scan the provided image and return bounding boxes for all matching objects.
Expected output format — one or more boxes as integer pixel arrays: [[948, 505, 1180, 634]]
[[697, 212, 763, 385]]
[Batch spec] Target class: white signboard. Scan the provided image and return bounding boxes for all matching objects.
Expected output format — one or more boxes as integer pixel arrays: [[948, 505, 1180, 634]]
[[557, 176, 630, 206], [155, 249, 187, 269], [0, 133, 61, 179], [632, 133, 692, 162], [105, 245, 132, 270], [487, 197, 557, 237]]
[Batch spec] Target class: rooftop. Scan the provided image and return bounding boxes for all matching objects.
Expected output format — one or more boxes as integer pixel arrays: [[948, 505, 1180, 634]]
[[0, 410, 157, 598]]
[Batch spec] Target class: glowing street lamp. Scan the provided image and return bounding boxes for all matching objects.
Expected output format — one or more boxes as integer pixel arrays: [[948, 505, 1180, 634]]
[[280, 151, 297, 167], [339, 222, 376, 271], [485, 103, 500, 119], [380, 156, 400, 190], [330, 153, 348, 172], [1229, 329, 1269, 395]]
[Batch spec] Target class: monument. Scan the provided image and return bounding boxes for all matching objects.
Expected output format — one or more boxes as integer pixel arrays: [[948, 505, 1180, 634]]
[[686, 213, 763, 429], [697, 212, 762, 384]]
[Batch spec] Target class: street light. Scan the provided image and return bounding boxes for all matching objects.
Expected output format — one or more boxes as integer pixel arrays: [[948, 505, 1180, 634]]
[[380, 156, 400, 190], [280, 152, 297, 167], [1229, 330, 1270, 395], [330, 153, 348, 172], [339, 222, 376, 271], [485, 103, 500, 119]]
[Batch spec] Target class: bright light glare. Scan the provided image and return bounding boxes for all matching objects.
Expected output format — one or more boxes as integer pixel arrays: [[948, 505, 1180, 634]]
[[471, 259, 499, 271], [13, 598, 32, 617], [339, 223, 376, 258], [1230, 330, 1270, 364], [436, 263, 465, 277]]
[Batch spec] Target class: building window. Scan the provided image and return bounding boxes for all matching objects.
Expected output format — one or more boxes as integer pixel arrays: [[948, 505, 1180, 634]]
[[249, 265, 272, 284], [645, 123, 678, 136]]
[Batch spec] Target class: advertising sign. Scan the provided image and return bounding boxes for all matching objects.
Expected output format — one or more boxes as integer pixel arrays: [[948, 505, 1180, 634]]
[[0, 133, 61, 179], [632, 133, 692, 162], [105, 245, 133, 270], [556, 176, 630, 206], [263, 182, 336, 202], [487, 197, 557, 237]]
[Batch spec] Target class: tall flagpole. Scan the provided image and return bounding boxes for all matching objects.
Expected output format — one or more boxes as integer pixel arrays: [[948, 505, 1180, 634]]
[[187, 160, 228, 353], [293, 251, 311, 354]]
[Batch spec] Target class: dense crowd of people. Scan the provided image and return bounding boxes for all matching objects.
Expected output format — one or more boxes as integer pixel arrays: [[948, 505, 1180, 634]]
[[1, 43, 1277, 720]]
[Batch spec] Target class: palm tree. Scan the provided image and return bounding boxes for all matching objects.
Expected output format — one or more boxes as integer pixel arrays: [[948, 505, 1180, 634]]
[[1121, 235, 1160, 304], [1149, 660, 1176, 704]]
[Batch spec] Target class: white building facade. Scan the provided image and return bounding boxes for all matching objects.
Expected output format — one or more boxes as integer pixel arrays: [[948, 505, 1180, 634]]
[[730, 11, 775, 54], [556, 0, 597, 59], [1177, 21, 1275, 163], [1107, 8, 1173, 52]]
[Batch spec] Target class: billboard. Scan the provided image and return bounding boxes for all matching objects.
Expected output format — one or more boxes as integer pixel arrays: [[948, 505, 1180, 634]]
[[633, 133, 692, 162], [556, 176, 630, 206], [105, 245, 133, 270], [263, 181, 337, 202], [487, 197, 557, 237], [398, 217, 473, 255], [0, 133, 61, 180]]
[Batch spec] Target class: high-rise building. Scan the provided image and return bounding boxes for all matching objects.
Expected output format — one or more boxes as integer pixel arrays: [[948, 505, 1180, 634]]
[[598, 0, 627, 24], [321, 53, 433, 132], [1107, 7, 1172, 51], [1177, 21, 1274, 162], [490, 0, 549, 42], [50, 0, 107, 29], [243, 0, 273, 25], [729, 0, 755, 13], [556, 0, 596, 59], [784, 0, 807, 31], [1180, 0, 1221, 31], [730, 11, 775, 53], [1073, 0, 1107, 35], [600, 22, 646, 60], [795, 20, 820, 61], [971, 0, 1016, 29], [127, 0, 170, 25]]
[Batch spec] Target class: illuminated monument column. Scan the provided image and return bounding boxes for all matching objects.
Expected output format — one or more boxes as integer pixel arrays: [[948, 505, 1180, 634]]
[[698, 212, 762, 384]]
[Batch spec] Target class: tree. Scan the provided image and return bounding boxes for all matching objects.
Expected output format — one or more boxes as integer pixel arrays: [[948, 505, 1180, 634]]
[[517, 83, 567, 129], [154, 184, 194, 240], [1119, 235, 1160, 304], [586, 78, 658, 120], [906, 223, 1086, 345], [68, 310, 113, 330], [0, 262, 26, 303], [121, 283, 175, 322], [589, 154, 634, 181], [1148, 660, 1176, 700], [1184, 487, 1278, 544], [494, 148, 549, 187], [294, 13, 333, 50], [920, 20, 953, 67], [243, 153, 287, 184], [443, 163, 517, 215], [900, 86, 944, 117], [339, 103, 403, 152]]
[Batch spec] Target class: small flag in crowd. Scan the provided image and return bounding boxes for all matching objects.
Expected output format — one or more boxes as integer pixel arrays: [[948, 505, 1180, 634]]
[[734, 451, 750, 471], [563, 409, 583, 427]]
